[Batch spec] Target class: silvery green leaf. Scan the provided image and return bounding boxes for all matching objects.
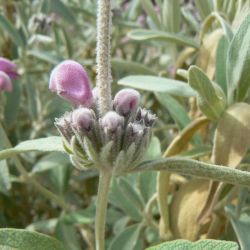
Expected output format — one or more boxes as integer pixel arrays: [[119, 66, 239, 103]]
[[227, 14, 250, 102], [188, 66, 227, 121]]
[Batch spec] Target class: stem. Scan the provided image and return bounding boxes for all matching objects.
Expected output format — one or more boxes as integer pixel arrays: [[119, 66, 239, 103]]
[[95, 170, 112, 250], [0, 123, 68, 210], [131, 157, 250, 187], [96, 0, 112, 116]]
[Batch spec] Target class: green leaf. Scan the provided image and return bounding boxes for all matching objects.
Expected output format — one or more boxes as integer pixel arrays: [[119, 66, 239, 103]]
[[108, 224, 142, 250], [27, 49, 62, 65], [109, 179, 142, 221], [215, 35, 229, 94], [139, 0, 161, 29], [0, 228, 66, 250], [112, 58, 156, 75], [146, 239, 238, 249], [50, 0, 76, 23], [0, 14, 24, 46], [61, 209, 94, 225], [0, 137, 64, 160], [128, 29, 199, 48], [118, 75, 196, 97], [227, 14, 250, 102], [162, 0, 180, 32], [144, 136, 161, 161], [188, 66, 227, 121], [225, 205, 250, 250], [118, 178, 145, 210], [32, 152, 70, 174], [194, 0, 213, 20], [155, 93, 191, 129], [0, 160, 11, 195], [55, 221, 81, 250]]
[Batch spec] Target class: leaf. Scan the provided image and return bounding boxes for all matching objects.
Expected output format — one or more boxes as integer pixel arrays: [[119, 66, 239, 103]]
[[50, 0, 76, 23], [0, 228, 66, 250], [27, 49, 62, 65], [108, 224, 142, 250], [32, 152, 70, 174], [0, 161, 11, 195], [55, 220, 81, 250], [225, 205, 250, 250], [0, 14, 24, 46], [139, 0, 161, 29], [118, 75, 196, 97], [188, 65, 227, 121], [143, 136, 161, 161], [0, 137, 64, 160], [212, 103, 250, 167], [155, 93, 191, 129], [109, 179, 142, 221], [227, 14, 250, 102], [61, 209, 94, 225], [4, 80, 21, 127], [128, 29, 199, 48], [26, 219, 58, 234], [146, 239, 238, 249], [111, 58, 156, 75], [170, 179, 210, 240], [162, 0, 180, 32], [194, 0, 213, 20], [215, 35, 229, 94]]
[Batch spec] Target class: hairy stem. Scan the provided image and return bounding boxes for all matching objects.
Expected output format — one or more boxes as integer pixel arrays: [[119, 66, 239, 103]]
[[0, 123, 68, 210], [96, 0, 112, 116], [95, 170, 112, 250], [132, 157, 250, 187]]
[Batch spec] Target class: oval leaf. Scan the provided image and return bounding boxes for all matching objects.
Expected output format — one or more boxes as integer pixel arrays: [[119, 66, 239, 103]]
[[118, 75, 196, 97], [0, 136, 64, 160], [0, 228, 66, 250], [128, 29, 199, 48], [146, 239, 238, 249]]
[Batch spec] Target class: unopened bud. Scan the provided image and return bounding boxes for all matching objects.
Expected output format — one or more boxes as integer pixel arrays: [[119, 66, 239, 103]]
[[101, 111, 124, 132], [0, 57, 17, 79], [114, 88, 140, 116], [0, 71, 12, 92], [72, 108, 94, 131], [49, 60, 93, 107]]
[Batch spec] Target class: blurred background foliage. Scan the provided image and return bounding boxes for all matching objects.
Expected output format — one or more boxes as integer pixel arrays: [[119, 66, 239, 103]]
[[0, 0, 250, 249]]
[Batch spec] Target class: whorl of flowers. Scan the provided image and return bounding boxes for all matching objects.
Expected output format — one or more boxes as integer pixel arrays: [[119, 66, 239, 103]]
[[49, 60, 156, 175]]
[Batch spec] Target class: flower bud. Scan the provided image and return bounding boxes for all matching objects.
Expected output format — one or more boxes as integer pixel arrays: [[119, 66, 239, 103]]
[[72, 108, 94, 131], [114, 88, 140, 116], [101, 111, 124, 132], [49, 60, 93, 107], [0, 71, 12, 92]]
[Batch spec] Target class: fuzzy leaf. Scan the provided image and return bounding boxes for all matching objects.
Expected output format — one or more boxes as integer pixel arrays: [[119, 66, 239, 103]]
[[118, 75, 196, 97], [0, 228, 66, 250], [128, 29, 199, 48], [146, 239, 238, 249], [227, 14, 250, 102], [212, 103, 250, 167], [188, 65, 227, 121], [0, 137, 64, 160]]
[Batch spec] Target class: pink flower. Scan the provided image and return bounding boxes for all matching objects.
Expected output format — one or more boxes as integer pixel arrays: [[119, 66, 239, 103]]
[[114, 88, 140, 115], [0, 71, 12, 92], [49, 60, 93, 107], [0, 57, 18, 79]]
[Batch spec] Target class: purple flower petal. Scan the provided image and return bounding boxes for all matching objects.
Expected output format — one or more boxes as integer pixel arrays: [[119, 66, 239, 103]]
[[49, 60, 93, 107]]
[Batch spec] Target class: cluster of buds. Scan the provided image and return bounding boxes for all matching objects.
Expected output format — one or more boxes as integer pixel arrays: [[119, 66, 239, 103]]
[[0, 57, 18, 92], [49, 60, 156, 175]]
